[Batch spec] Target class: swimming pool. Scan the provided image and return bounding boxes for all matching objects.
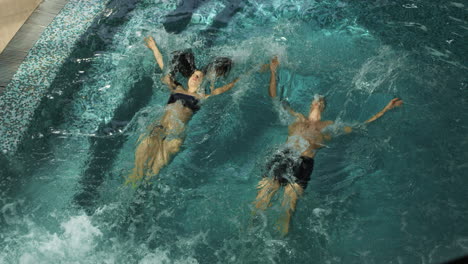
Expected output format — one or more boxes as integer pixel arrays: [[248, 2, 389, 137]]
[[0, 0, 467, 263]]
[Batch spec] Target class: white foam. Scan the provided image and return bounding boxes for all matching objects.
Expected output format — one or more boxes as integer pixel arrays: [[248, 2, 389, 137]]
[[139, 249, 199, 264], [12, 214, 104, 264], [352, 46, 406, 95], [313, 208, 331, 217]]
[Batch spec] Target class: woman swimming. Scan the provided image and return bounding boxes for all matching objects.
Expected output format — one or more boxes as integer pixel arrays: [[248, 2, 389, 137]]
[[253, 57, 403, 235], [127, 36, 239, 185]]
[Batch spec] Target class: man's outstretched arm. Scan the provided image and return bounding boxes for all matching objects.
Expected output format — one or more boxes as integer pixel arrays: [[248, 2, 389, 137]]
[[282, 101, 305, 120], [269, 56, 279, 98], [365, 98, 404, 124], [342, 98, 403, 134]]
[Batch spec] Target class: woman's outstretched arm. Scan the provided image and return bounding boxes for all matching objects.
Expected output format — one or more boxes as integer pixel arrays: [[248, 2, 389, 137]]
[[144, 36, 164, 70], [210, 77, 240, 96], [145, 36, 182, 90]]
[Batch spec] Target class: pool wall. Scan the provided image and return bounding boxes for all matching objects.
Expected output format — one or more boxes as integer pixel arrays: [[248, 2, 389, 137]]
[[0, 0, 109, 156]]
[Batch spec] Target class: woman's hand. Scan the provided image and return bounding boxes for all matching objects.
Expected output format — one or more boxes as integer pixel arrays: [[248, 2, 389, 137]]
[[385, 98, 404, 111], [144, 36, 158, 50]]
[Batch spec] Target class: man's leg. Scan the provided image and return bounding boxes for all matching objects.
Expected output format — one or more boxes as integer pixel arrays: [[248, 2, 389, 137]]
[[253, 177, 280, 210], [276, 183, 303, 235]]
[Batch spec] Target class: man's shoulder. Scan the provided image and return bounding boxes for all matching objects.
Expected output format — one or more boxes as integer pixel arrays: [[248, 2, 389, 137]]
[[320, 120, 334, 130]]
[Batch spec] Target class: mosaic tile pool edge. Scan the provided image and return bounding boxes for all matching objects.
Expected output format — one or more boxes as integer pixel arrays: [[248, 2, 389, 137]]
[[0, 0, 109, 155]]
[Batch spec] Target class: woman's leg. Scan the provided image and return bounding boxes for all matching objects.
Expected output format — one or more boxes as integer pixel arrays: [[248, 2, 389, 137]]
[[127, 130, 164, 185], [253, 177, 280, 210], [148, 138, 183, 177], [276, 183, 303, 235], [128, 119, 186, 184]]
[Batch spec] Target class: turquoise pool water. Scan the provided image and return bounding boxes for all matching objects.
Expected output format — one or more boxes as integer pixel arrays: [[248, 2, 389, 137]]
[[1, 0, 467, 263]]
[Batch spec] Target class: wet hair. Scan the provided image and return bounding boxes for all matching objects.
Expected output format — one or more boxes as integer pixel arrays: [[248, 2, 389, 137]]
[[170, 50, 197, 78], [203, 57, 233, 78]]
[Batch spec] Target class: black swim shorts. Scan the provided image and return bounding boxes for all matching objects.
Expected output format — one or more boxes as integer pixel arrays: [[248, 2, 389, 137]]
[[264, 149, 314, 189]]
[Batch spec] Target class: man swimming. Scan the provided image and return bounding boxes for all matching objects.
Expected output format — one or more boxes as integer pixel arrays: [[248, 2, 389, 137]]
[[253, 56, 403, 235]]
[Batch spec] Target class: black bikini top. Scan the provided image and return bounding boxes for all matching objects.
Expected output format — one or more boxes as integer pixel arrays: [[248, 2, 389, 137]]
[[167, 93, 200, 112]]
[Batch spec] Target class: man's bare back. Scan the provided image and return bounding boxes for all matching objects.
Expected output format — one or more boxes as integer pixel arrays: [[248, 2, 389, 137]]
[[287, 116, 333, 158]]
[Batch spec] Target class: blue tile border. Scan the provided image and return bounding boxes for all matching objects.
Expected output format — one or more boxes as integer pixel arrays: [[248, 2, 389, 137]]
[[0, 0, 109, 155]]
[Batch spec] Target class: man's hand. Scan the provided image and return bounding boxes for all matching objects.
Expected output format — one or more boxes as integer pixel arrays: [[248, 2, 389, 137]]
[[385, 98, 404, 111], [365, 98, 403, 124], [144, 36, 157, 50], [344, 126, 353, 133], [270, 56, 279, 72]]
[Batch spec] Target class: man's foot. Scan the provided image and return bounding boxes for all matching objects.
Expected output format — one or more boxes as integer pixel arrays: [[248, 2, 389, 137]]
[[275, 213, 290, 236]]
